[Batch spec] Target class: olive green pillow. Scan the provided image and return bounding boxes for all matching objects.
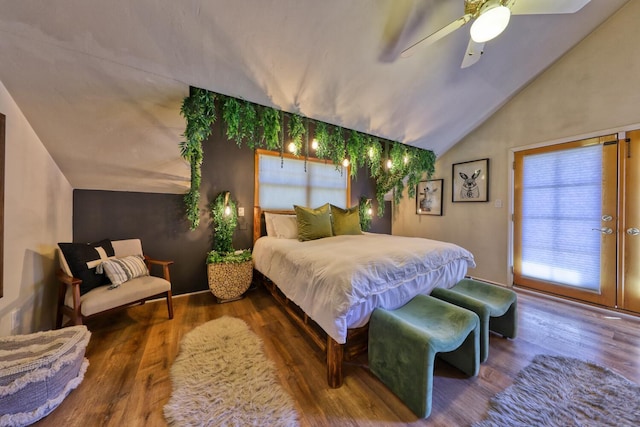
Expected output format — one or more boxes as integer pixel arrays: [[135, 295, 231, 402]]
[[294, 203, 332, 241], [330, 204, 363, 236]]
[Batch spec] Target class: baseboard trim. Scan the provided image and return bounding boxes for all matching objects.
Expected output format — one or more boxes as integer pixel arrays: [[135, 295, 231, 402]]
[[514, 285, 640, 321]]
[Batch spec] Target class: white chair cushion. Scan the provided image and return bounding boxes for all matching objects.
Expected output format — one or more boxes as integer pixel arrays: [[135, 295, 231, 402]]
[[112, 239, 144, 258], [65, 275, 170, 317]]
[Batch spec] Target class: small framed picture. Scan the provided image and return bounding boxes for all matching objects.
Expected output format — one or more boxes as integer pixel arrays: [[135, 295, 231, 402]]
[[416, 179, 443, 215], [452, 158, 489, 202]]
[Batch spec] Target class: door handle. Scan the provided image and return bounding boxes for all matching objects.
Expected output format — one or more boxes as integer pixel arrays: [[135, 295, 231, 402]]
[[592, 227, 613, 234], [627, 227, 640, 236]]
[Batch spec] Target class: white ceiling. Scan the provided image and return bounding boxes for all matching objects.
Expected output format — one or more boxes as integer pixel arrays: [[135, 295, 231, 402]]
[[0, 0, 629, 193]]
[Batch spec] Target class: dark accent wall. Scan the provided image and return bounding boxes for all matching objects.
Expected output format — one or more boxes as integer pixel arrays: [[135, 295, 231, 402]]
[[74, 117, 391, 295], [73, 190, 207, 295]]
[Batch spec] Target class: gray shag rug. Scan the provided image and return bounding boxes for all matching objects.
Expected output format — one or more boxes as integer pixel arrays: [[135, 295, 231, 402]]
[[164, 316, 299, 427], [475, 354, 640, 427]]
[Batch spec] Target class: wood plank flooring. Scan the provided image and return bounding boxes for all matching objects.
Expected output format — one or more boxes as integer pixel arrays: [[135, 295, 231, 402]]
[[33, 285, 640, 426]]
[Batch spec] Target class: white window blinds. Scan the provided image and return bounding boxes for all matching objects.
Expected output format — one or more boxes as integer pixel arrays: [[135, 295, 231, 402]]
[[258, 153, 348, 209], [520, 144, 602, 290]]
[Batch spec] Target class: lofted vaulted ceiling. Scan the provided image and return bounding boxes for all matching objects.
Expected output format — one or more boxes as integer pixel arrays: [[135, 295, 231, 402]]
[[0, 0, 629, 193]]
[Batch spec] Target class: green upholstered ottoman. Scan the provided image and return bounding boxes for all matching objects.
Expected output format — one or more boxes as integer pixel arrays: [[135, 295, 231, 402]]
[[368, 294, 480, 418], [431, 278, 517, 363]]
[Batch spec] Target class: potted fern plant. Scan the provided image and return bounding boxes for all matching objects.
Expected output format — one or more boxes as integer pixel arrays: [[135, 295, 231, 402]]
[[207, 191, 253, 303]]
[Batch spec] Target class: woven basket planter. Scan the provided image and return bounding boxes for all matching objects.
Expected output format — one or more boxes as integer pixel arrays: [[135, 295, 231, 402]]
[[207, 260, 253, 303]]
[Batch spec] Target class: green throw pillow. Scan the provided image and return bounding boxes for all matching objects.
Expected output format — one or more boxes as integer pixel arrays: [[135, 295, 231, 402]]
[[294, 203, 332, 241], [331, 204, 363, 236]]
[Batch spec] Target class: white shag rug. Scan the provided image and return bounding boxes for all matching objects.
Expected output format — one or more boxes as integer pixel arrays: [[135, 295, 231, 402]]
[[475, 354, 640, 427], [164, 316, 299, 427]]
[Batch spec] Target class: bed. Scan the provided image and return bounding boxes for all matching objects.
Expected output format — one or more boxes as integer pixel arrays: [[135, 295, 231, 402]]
[[252, 207, 476, 387]]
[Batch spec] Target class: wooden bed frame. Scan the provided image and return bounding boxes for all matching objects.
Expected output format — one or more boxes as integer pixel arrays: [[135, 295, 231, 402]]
[[252, 206, 368, 388]]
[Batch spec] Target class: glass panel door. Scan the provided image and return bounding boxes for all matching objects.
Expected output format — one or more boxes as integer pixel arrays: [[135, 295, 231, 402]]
[[514, 135, 617, 306], [619, 130, 640, 312]]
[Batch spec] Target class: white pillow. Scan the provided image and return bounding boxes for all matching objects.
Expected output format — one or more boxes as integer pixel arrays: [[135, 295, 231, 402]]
[[271, 214, 298, 239], [264, 212, 277, 237]]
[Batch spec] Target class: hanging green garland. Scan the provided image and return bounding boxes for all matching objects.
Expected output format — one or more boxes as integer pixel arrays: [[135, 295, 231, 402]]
[[222, 97, 241, 145], [366, 137, 383, 179], [260, 107, 281, 150], [287, 114, 305, 155], [328, 126, 346, 167], [180, 88, 436, 228], [314, 122, 330, 159], [179, 88, 216, 230], [346, 131, 366, 178]]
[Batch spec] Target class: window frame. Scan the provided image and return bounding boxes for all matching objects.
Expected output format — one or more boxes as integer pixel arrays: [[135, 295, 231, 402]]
[[512, 134, 618, 306]]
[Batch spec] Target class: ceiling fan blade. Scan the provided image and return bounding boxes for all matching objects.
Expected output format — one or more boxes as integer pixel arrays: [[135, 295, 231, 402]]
[[461, 38, 485, 69], [379, 1, 433, 62], [509, 0, 591, 15], [401, 14, 472, 58]]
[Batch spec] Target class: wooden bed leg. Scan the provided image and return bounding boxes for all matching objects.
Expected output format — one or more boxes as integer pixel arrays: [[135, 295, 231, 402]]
[[327, 337, 344, 388]]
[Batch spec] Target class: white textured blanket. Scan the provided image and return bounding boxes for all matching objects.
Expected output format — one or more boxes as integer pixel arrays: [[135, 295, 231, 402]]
[[253, 233, 475, 343]]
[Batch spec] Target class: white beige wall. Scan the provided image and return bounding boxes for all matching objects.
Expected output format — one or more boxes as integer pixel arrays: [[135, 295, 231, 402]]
[[0, 80, 73, 336], [393, 1, 640, 285]]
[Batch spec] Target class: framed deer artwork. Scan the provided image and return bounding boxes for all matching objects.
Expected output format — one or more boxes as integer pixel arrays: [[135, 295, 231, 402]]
[[416, 179, 443, 215], [452, 158, 489, 202]]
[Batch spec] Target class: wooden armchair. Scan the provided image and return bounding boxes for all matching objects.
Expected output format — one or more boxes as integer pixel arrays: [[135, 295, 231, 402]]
[[56, 239, 174, 328]]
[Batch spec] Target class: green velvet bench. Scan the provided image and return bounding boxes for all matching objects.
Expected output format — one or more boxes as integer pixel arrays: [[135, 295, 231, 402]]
[[431, 278, 517, 363], [368, 294, 480, 418]]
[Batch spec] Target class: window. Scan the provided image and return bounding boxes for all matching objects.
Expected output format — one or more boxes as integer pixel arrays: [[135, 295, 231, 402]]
[[256, 149, 349, 209]]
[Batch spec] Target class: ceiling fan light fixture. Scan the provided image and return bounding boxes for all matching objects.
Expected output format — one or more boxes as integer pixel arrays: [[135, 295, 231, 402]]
[[470, 4, 511, 43]]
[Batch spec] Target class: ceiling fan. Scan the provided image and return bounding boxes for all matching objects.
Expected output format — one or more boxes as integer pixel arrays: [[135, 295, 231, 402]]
[[398, 0, 592, 68]]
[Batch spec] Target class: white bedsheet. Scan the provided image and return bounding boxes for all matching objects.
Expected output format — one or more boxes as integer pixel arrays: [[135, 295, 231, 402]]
[[253, 233, 476, 344]]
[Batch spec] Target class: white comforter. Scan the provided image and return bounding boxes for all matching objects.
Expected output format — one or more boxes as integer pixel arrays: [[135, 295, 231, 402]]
[[253, 233, 475, 344]]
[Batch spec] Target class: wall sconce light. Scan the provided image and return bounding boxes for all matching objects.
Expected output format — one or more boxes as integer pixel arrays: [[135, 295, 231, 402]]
[[223, 191, 231, 217], [311, 138, 319, 150], [287, 142, 297, 154], [342, 157, 350, 167], [386, 159, 393, 169]]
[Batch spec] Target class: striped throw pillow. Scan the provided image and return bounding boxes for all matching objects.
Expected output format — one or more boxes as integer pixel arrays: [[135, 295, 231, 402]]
[[100, 255, 149, 286]]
